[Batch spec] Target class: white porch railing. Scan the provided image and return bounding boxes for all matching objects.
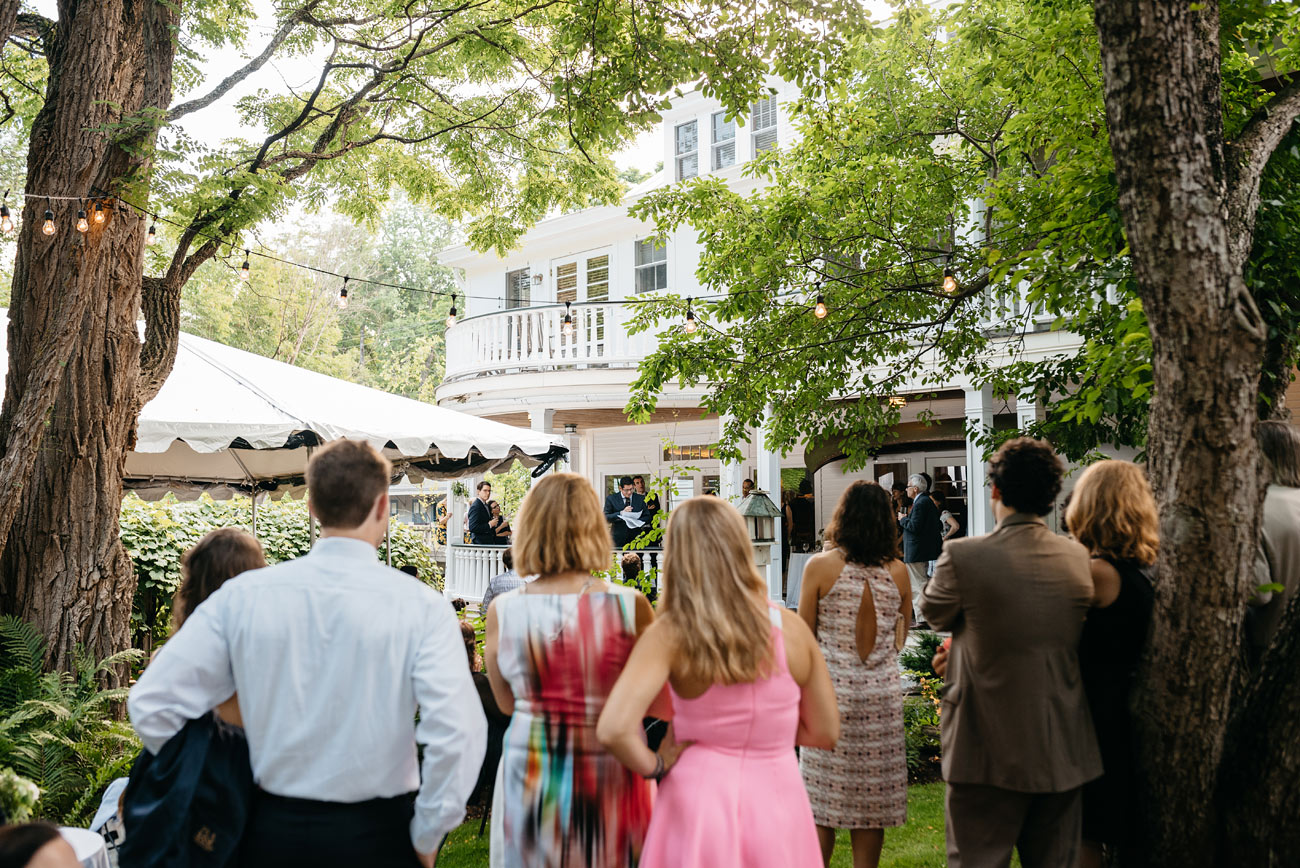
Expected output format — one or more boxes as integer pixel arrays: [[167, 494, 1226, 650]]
[[444, 302, 660, 383], [444, 544, 664, 602], [444, 542, 781, 603]]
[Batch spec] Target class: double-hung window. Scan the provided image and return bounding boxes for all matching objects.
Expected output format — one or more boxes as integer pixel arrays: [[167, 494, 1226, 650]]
[[711, 111, 736, 170], [634, 239, 668, 293], [675, 121, 699, 180], [751, 97, 779, 154]]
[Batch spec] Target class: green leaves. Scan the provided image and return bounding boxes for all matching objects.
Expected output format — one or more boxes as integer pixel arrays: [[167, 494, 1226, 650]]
[[622, 0, 1298, 465], [123, 493, 441, 643]]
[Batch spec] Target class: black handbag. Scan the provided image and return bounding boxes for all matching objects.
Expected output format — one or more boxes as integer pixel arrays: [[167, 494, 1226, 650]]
[[119, 712, 254, 868]]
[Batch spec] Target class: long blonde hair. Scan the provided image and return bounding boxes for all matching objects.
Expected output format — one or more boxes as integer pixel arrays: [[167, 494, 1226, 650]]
[[660, 496, 772, 685], [1066, 460, 1159, 565], [513, 473, 612, 576]]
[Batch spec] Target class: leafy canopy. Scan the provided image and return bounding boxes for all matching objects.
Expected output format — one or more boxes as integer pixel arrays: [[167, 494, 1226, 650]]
[[623, 0, 1300, 464]]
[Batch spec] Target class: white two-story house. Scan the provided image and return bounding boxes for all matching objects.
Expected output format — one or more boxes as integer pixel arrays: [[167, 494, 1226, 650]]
[[435, 82, 1085, 601]]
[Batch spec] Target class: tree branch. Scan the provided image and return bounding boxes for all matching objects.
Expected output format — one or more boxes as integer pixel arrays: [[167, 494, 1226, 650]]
[[167, 3, 321, 122], [1226, 76, 1300, 266]]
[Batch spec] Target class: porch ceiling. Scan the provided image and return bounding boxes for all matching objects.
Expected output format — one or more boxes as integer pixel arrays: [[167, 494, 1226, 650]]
[[486, 406, 717, 431]]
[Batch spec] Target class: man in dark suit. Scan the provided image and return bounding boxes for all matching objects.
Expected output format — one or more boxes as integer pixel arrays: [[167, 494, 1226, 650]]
[[467, 480, 502, 545], [920, 438, 1101, 868], [604, 477, 646, 549], [900, 472, 943, 623]]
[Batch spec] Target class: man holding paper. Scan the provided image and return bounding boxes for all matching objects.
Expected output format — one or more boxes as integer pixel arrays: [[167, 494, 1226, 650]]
[[604, 476, 647, 548]]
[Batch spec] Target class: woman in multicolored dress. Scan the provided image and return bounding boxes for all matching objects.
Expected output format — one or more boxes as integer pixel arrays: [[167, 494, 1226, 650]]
[[484, 473, 667, 868], [798, 480, 911, 868]]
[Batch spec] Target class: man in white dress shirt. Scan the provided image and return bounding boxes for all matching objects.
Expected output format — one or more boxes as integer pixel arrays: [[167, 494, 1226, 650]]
[[128, 439, 486, 867]]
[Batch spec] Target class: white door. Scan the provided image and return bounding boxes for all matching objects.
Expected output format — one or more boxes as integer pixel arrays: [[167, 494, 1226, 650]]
[[554, 248, 611, 356]]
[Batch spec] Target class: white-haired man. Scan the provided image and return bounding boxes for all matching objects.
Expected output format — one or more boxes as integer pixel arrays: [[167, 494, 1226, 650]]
[[900, 472, 943, 624]]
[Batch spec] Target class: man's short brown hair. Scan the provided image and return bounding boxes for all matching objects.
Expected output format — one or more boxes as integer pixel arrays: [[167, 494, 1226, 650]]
[[307, 439, 392, 529], [988, 437, 1063, 516]]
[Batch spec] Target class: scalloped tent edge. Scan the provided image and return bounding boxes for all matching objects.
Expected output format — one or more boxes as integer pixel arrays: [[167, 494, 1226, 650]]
[[0, 311, 565, 500]]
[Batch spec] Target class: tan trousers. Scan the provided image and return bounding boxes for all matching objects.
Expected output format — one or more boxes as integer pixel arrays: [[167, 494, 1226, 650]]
[[906, 561, 929, 621], [946, 782, 1083, 868]]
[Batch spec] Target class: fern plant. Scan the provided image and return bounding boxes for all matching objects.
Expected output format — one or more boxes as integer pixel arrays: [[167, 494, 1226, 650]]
[[0, 616, 143, 825]]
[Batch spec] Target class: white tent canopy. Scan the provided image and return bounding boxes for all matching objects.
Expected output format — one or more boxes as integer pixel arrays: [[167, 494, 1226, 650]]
[[0, 312, 565, 500]]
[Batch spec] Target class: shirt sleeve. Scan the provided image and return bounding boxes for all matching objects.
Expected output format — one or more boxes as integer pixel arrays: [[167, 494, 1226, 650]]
[[410, 597, 488, 854], [919, 545, 962, 631], [127, 592, 236, 754]]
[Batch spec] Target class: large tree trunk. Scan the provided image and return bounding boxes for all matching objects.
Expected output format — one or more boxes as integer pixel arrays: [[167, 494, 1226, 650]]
[[1091, 0, 1267, 865], [0, 0, 177, 669], [1218, 591, 1300, 866]]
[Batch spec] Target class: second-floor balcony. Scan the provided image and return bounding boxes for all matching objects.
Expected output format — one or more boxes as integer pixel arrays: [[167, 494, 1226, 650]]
[[442, 288, 1068, 388], [444, 302, 659, 383]]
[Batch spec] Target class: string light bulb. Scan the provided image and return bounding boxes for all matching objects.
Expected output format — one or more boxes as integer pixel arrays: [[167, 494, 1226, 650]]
[[41, 200, 55, 236], [562, 301, 576, 339], [76, 207, 89, 233], [145, 224, 157, 245], [239, 249, 250, 281], [684, 297, 697, 334], [942, 268, 958, 294], [446, 294, 458, 328], [93, 202, 105, 224], [337, 276, 350, 309], [1, 204, 13, 234], [814, 293, 828, 319]]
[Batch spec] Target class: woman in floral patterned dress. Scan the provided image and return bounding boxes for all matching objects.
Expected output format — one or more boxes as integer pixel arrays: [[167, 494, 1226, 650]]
[[484, 473, 668, 868]]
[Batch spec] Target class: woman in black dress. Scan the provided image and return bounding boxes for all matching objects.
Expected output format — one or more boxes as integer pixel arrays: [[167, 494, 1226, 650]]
[[1065, 460, 1159, 868]]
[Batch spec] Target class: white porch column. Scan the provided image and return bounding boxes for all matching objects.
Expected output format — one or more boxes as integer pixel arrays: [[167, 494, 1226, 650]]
[[757, 408, 783, 601], [718, 414, 744, 502], [529, 409, 557, 487], [964, 386, 995, 536], [449, 478, 472, 547], [1016, 397, 1040, 432]]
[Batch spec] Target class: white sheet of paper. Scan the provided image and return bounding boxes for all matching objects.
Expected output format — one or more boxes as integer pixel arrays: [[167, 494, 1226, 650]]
[[618, 511, 645, 528]]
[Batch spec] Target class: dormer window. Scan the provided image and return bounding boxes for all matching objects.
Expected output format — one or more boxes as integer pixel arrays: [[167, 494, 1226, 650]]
[[635, 239, 668, 293], [675, 121, 699, 180], [751, 97, 778, 154], [712, 112, 736, 170]]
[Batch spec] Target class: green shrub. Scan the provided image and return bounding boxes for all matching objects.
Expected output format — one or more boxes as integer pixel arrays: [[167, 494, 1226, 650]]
[[122, 494, 440, 643], [0, 617, 142, 825], [899, 630, 944, 678], [902, 671, 943, 776]]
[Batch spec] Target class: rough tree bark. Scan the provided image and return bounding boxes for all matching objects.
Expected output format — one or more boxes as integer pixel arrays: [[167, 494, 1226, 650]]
[[0, 0, 178, 669], [1092, 0, 1300, 864]]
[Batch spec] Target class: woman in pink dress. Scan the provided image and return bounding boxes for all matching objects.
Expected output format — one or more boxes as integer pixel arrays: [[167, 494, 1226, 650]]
[[597, 496, 840, 867]]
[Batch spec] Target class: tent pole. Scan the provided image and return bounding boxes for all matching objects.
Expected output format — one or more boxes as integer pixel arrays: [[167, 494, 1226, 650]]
[[251, 493, 257, 538], [307, 446, 316, 548]]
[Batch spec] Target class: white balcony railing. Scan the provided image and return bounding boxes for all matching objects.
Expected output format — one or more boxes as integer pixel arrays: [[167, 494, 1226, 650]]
[[443, 288, 1062, 385], [444, 302, 659, 383]]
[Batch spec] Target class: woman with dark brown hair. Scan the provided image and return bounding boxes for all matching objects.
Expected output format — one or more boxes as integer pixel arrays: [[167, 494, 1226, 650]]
[[171, 527, 268, 725], [797, 480, 911, 868]]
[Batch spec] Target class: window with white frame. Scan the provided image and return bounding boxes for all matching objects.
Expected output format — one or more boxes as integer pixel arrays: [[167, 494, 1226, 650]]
[[751, 97, 778, 154], [505, 268, 531, 309], [711, 111, 736, 170], [634, 239, 668, 293], [675, 121, 699, 180]]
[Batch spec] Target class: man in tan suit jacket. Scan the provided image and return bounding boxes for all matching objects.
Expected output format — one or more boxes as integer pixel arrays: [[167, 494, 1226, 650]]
[[920, 438, 1101, 868]]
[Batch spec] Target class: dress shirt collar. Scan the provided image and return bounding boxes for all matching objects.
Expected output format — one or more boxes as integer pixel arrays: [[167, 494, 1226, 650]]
[[310, 536, 380, 561]]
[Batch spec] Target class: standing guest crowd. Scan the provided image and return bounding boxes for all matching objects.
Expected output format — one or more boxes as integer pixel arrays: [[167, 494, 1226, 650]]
[[29, 420, 1280, 868]]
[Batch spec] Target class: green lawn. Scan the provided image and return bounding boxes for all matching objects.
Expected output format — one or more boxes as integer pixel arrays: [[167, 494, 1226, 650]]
[[437, 782, 1005, 867]]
